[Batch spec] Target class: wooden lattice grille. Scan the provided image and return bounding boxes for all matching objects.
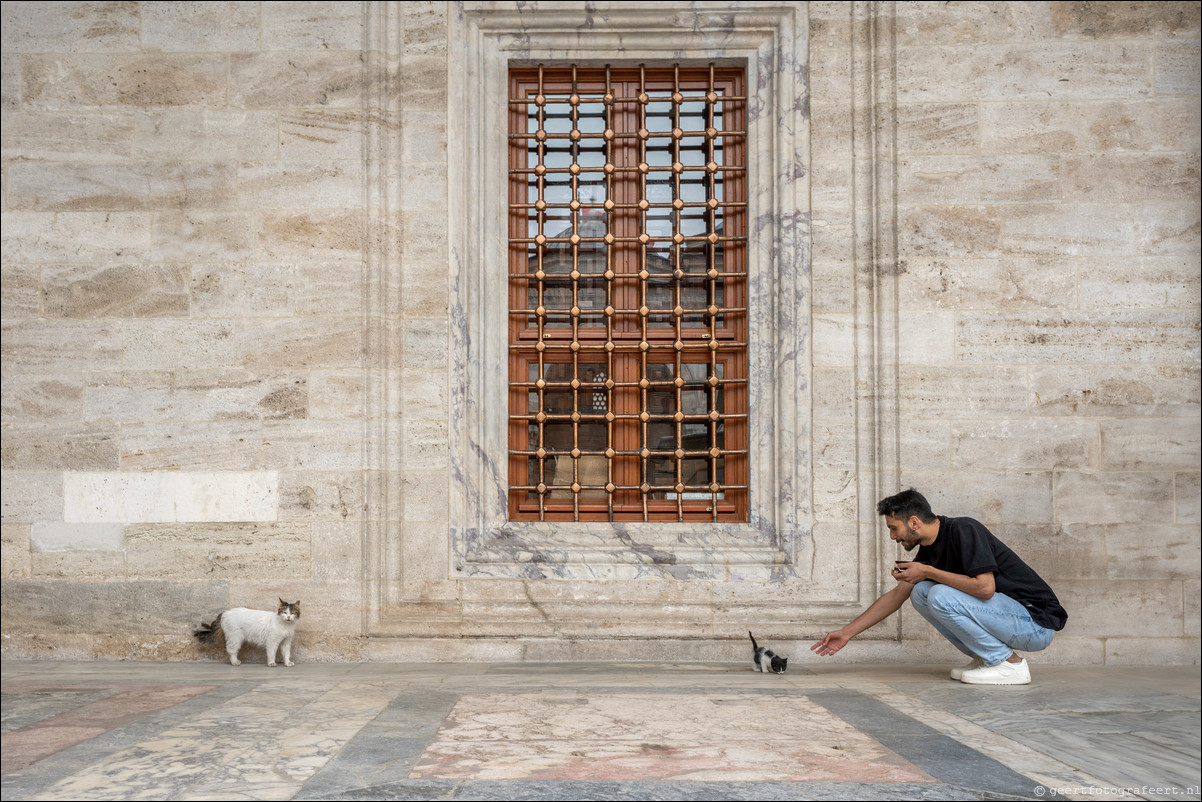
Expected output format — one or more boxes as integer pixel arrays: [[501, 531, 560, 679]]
[[508, 64, 748, 522]]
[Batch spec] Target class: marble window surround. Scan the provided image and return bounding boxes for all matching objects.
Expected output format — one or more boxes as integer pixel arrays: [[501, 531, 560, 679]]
[[447, 3, 812, 581], [363, 1, 901, 644]]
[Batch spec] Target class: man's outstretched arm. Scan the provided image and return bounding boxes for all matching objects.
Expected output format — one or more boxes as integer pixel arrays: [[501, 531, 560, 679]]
[[811, 581, 915, 657]]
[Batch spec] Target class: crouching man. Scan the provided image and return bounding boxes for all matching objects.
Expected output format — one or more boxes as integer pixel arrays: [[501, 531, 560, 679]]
[[812, 488, 1067, 684]]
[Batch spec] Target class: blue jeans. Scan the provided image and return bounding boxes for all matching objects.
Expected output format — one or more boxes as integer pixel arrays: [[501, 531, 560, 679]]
[[910, 580, 1054, 666]]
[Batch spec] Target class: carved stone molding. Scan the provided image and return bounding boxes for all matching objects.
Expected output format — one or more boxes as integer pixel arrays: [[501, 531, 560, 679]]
[[447, 2, 812, 582]]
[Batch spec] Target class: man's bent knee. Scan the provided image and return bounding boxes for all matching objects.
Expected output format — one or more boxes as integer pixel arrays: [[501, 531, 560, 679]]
[[909, 579, 936, 610], [924, 582, 970, 615]]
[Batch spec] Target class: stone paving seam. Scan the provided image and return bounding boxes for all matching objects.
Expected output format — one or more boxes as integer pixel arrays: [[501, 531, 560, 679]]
[[857, 682, 1139, 801], [24, 680, 398, 801], [293, 778, 1017, 801], [293, 687, 462, 800], [803, 689, 1044, 799], [0, 683, 253, 802]]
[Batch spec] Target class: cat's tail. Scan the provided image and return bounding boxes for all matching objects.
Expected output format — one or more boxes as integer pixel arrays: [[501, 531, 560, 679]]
[[748, 630, 757, 650], [192, 613, 225, 645]]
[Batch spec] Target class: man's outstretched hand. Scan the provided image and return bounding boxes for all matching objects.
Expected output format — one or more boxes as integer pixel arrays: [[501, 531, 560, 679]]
[[811, 630, 850, 657]]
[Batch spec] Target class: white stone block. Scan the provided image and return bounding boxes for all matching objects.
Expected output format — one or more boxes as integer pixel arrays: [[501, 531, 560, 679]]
[[175, 472, 280, 523], [64, 472, 176, 523], [63, 471, 280, 524]]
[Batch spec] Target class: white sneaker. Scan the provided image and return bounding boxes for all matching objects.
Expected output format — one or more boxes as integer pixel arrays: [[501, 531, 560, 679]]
[[949, 657, 985, 680], [960, 658, 1031, 685]]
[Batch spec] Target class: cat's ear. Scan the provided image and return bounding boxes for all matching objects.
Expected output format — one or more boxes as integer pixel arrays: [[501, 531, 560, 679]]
[[279, 597, 286, 606]]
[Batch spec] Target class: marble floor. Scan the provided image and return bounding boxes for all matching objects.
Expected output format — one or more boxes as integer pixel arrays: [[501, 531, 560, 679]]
[[1, 660, 1198, 801]]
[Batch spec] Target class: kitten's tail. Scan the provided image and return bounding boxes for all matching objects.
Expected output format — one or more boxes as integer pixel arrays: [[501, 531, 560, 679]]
[[192, 613, 224, 644], [748, 630, 758, 650]]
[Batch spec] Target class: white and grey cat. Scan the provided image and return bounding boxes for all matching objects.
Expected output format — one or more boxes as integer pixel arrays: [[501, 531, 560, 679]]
[[749, 630, 788, 674], [193, 599, 301, 667]]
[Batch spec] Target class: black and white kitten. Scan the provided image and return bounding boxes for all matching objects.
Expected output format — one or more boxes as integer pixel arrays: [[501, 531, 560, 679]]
[[749, 630, 788, 674], [193, 599, 301, 667]]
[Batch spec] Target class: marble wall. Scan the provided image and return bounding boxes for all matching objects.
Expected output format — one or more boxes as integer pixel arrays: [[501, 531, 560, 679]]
[[1, 1, 1198, 664]]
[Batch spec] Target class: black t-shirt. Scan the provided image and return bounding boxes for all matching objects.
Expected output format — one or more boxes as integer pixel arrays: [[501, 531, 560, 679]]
[[914, 516, 1068, 631]]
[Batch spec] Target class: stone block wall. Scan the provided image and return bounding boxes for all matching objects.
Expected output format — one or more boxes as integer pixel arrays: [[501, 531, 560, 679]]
[[890, 1, 1200, 665], [1, 2, 1198, 664], [1, 1, 390, 660]]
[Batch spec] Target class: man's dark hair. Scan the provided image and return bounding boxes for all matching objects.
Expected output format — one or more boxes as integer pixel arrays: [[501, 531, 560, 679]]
[[877, 488, 936, 523]]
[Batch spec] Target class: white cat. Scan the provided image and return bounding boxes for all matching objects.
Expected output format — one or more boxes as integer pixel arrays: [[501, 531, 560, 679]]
[[193, 599, 301, 667]]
